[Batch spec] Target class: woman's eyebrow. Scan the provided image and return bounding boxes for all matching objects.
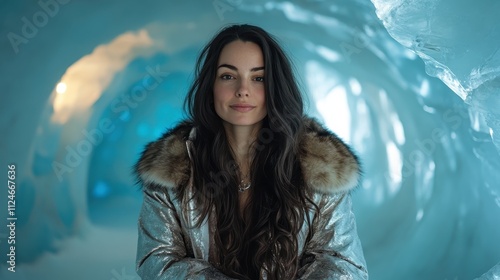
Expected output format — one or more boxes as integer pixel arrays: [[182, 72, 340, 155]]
[[250, 66, 265, 72], [217, 64, 265, 72]]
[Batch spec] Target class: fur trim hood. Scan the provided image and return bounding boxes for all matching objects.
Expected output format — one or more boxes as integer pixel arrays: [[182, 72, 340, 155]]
[[134, 117, 361, 194]]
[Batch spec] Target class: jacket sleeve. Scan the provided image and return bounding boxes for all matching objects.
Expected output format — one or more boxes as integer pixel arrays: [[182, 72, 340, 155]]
[[297, 192, 368, 279], [136, 184, 235, 280]]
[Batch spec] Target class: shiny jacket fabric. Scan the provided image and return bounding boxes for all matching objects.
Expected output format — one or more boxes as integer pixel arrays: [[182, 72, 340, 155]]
[[134, 118, 368, 279]]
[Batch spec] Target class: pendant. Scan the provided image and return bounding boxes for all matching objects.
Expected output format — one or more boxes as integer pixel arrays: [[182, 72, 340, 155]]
[[238, 181, 251, 192]]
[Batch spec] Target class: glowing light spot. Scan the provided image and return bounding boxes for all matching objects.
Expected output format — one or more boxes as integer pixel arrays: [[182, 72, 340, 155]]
[[419, 79, 430, 97], [56, 82, 67, 95], [51, 29, 155, 124], [386, 141, 402, 187], [92, 181, 110, 198], [316, 45, 341, 62], [349, 78, 362, 96], [317, 86, 351, 143], [391, 114, 406, 145], [416, 209, 424, 221]]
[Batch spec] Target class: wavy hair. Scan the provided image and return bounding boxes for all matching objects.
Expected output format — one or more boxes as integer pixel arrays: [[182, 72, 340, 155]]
[[181, 24, 317, 279]]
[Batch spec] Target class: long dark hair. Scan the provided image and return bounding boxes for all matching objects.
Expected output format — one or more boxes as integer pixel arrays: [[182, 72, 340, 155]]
[[181, 24, 316, 279]]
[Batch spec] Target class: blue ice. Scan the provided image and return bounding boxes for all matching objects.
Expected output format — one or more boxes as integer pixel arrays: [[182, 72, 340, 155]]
[[0, 0, 499, 279]]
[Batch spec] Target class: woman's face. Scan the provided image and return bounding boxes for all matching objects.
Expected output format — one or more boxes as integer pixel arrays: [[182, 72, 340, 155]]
[[213, 40, 267, 129]]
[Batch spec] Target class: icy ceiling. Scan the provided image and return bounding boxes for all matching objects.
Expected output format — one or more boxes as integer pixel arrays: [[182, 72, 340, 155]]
[[0, 0, 499, 279]]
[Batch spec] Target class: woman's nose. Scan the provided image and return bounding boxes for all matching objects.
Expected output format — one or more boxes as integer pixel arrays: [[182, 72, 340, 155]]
[[236, 80, 249, 97]]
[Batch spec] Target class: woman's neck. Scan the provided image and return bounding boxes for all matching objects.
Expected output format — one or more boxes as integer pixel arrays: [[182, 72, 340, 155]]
[[222, 121, 261, 167]]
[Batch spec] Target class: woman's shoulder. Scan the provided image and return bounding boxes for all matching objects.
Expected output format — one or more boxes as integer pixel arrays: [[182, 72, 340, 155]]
[[299, 116, 362, 194], [133, 120, 194, 191]]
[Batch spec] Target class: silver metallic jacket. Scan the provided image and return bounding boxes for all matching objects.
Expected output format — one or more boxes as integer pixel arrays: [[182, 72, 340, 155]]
[[134, 118, 368, 279]]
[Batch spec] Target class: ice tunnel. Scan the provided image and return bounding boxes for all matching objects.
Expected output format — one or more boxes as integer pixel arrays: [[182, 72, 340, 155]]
[[1, 0, 499, 279]]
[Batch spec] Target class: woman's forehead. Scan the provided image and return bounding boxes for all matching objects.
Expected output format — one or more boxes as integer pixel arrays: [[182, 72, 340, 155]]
[[217, 41, 264, 70]]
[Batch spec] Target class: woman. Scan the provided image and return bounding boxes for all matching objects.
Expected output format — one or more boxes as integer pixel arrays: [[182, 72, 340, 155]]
[[134, 24, 368, 279]]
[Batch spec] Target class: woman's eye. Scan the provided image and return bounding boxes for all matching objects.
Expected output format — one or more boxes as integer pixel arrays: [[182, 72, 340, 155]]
[[220, 74, 233, 80], [254, 76, 264, 82]]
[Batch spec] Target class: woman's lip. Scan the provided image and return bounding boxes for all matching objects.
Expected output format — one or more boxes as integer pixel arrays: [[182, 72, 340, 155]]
[[230, 105, 256, 112]]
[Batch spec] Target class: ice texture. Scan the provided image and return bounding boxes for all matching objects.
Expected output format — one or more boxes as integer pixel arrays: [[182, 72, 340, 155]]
[[371, 0, 500, 152], [0, 0, 499, 279]]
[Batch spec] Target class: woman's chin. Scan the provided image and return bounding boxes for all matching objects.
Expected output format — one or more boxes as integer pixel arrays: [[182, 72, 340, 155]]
[[222, 118, 264, 128]]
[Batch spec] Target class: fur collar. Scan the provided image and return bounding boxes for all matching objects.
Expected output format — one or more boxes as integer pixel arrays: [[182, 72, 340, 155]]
[[134, 117, 361, 194]]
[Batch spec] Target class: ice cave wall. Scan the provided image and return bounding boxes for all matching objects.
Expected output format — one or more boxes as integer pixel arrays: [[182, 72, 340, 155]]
[[0, 0, 499, 279]]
